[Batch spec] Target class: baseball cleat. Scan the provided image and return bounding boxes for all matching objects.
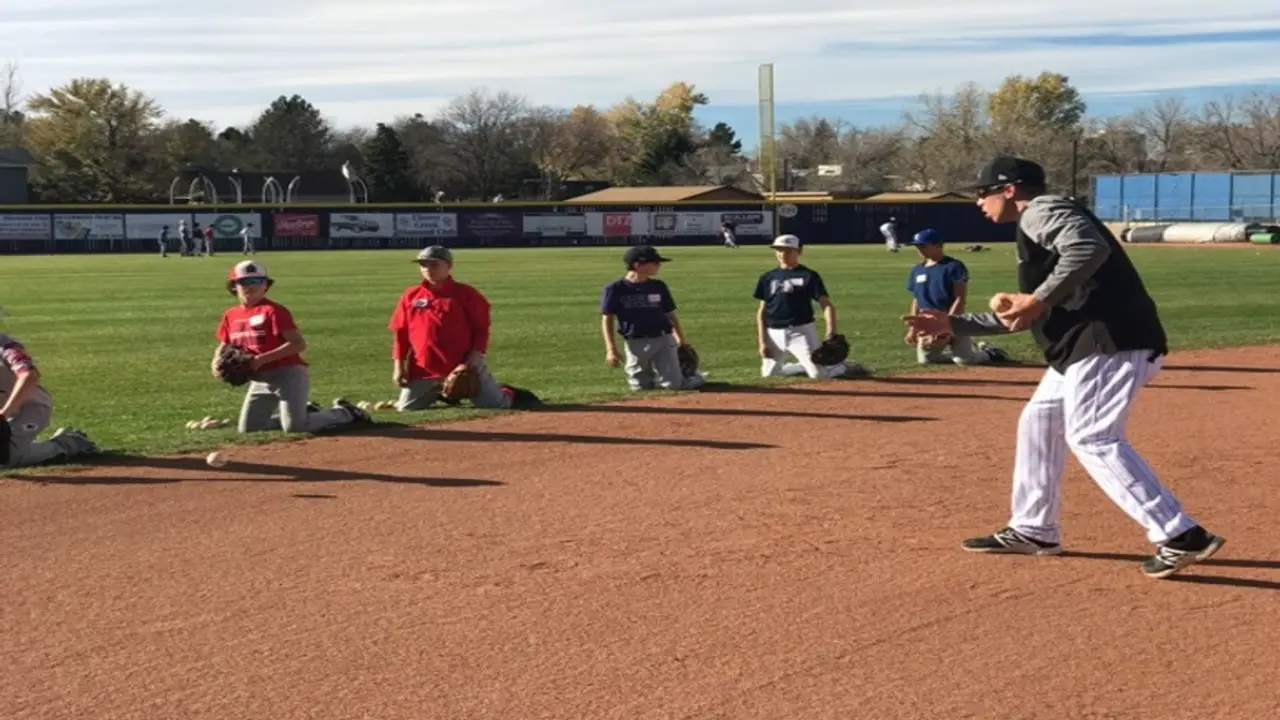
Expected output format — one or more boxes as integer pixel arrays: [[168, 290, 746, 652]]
[[1141, 526, 1226, 579], [962, 527, 1062, 555], [978, 342, 1012, 363], [306, 402, 322, 413], [500, 385, 544, 410], [332, 398, 373, 424], [51, 427, 98, 457]]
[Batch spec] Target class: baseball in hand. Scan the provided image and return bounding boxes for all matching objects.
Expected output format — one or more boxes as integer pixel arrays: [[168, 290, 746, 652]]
[[989, 293, 1014, 313], [206, 451, 228, 468]]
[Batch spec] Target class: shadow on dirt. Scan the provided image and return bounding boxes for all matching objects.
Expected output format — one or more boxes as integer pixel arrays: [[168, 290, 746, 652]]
[[14, 454, 504, 488], [1061, 551, 1280, 591], [352, 423, 778, 450]]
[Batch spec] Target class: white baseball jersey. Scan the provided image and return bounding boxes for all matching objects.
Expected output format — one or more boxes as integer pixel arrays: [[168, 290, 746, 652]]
[[0, 334, 53, 408]]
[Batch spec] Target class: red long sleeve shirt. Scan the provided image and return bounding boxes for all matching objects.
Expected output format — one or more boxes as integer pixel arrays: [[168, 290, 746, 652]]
[[389, 278, 491, 380]]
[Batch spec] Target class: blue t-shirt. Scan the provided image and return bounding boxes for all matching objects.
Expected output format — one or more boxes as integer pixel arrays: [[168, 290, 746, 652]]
[[753, 265, 828, 329], [906, 256, 968, 311], [600, 278, 676, 338]]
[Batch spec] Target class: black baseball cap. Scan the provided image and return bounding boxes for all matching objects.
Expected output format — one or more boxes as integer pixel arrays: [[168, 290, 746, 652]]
[[966, 156, 1046, 191], [624, 245, 672, 267]]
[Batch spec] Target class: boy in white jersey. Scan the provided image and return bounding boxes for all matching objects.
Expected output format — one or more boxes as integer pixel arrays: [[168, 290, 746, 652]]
[[1, 334, 97, 468]]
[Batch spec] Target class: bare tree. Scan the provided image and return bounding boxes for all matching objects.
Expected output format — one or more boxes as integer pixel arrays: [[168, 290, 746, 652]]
[[1, 61, 23, 144], [1134, 97, 1191, 171], [437, 88, 535, 199]]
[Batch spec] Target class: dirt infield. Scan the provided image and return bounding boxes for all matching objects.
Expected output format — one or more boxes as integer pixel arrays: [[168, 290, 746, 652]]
[[4, 346, 1280, 719]]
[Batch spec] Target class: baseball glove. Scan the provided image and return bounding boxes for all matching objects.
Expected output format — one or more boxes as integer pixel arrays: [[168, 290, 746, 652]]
[[0, 418, 11, 466], [810, 334, 850, 365], [214, 343, 256, 386], [441, 364, 481, 402], [677, 343, 699, 377]]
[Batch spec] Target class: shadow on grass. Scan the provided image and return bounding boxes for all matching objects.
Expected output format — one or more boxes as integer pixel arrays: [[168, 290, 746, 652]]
[[537, 401, 935, 424], [350, 422, 777, 450], [1061, 550, 1280, 591], [15, 454, 504, 488], [695, 382, 1025, 403], [864, 376, 1251, 392]]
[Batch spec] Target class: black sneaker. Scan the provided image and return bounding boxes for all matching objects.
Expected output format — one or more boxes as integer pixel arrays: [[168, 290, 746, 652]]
[[962, 527, 1061, 555], [1141, 526, 1225, 579], [306, 402, 322, 413], [501, 385, 544, 410], [332, 398, 373, 424]]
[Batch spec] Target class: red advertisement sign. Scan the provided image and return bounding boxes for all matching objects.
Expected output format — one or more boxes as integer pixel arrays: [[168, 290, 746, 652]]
[[603, 212, 631, 236], [274, 213, 319, 237]]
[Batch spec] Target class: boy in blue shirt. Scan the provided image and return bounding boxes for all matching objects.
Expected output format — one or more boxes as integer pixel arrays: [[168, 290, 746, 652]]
[[754, 234, 866, 378], [904, 229, 1008, 365], [601, 245, 705, 391]]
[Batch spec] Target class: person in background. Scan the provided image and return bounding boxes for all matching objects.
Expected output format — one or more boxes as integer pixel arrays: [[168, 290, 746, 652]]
[[903, 228, 1008, 365], [879, 216, 900, 252]]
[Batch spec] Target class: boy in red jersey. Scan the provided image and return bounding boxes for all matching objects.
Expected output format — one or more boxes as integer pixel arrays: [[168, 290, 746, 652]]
[[213, 261, 371, 433], [389, 246, 541, 411]]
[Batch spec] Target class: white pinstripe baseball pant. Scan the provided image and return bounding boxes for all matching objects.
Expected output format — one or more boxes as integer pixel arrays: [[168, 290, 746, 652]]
[[1009, 349, 1198, 545]]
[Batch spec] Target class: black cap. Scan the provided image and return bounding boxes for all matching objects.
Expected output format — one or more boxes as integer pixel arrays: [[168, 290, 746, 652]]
[[624, 245, 672, 267], [968, 156, 1046, 190]]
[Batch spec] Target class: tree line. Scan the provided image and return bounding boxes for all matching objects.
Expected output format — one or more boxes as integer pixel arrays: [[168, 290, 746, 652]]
[[1, 61, 1277, 204]]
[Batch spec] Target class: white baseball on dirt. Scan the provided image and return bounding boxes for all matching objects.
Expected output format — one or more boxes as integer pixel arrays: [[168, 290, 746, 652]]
[[206, 451, 227, 468]]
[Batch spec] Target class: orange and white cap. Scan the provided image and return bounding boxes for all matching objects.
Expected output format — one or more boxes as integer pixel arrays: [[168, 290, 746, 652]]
[[228, 260, 269, 281]]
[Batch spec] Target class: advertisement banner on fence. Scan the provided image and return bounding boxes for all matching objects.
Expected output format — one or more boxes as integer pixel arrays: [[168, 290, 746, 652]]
[[0, 213, 52, 241], [330, 212, 394, 238], [125, 213, 191, 240], [273, 213, 320, 237], [52, 213, 125, 240], [194, 213, 261, 238], [395, 212, 457, 237], [591, 212, 633, 236], [720, 211, 773, 235], [522, 213, 586, 237], [676, 212, 719, 234], [464, 211, 521, 239]]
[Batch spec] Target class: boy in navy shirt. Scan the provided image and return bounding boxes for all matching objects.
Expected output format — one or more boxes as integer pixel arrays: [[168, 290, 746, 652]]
[[754, 234, 864, 378], [904, 229, 1007, 365], [601, 245, 705, 391]]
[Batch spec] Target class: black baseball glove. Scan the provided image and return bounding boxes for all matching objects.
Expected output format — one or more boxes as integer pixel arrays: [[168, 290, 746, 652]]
[[213, 343, 256, 386], [677, 343, 699, 377], [811, 334, 850, 365]]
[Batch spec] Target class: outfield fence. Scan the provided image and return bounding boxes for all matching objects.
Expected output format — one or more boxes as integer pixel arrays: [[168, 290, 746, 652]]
[[1092, 170, 1280, 222], [0, 199, 1013, 255]]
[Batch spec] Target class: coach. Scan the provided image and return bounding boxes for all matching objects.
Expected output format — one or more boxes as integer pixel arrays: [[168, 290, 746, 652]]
[[903, 156, 1224, 579]]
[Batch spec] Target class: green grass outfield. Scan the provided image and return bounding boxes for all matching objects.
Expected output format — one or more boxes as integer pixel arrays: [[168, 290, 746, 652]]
[[2, 243, 1278, 457]]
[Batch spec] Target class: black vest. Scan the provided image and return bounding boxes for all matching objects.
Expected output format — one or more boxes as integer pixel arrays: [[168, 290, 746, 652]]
[[1016, 203, 1168, 372]]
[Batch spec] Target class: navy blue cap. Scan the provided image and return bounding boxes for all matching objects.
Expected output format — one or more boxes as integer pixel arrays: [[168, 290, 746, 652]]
[[624, 245, 672, 267], [910, 228, 943, 245]]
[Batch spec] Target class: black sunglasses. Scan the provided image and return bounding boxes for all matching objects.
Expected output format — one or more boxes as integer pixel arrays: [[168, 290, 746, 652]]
[[975, 183, 1012, 199]]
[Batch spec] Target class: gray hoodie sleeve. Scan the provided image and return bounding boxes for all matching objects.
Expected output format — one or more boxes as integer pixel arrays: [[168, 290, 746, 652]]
[[949, 311, 1010, 336], [1020, 197, 1111, 307]]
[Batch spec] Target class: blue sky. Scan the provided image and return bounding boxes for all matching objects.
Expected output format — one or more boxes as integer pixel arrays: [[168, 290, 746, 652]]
[[2, 0, 1278, 142]]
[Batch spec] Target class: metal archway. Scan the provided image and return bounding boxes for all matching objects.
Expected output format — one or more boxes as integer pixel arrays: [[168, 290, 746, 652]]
[[285, 176, 301, 203], [262, 176, 284, 204], [228, 174, 244, 204], [187, 175, 218, 204]]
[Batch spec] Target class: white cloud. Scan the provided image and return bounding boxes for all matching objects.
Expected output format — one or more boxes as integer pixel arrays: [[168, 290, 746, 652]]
[[2, 0, 1278, 128]]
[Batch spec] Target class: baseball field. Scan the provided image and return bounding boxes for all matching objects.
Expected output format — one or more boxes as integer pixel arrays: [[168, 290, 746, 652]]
[[4, 243, 1280, 717]]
